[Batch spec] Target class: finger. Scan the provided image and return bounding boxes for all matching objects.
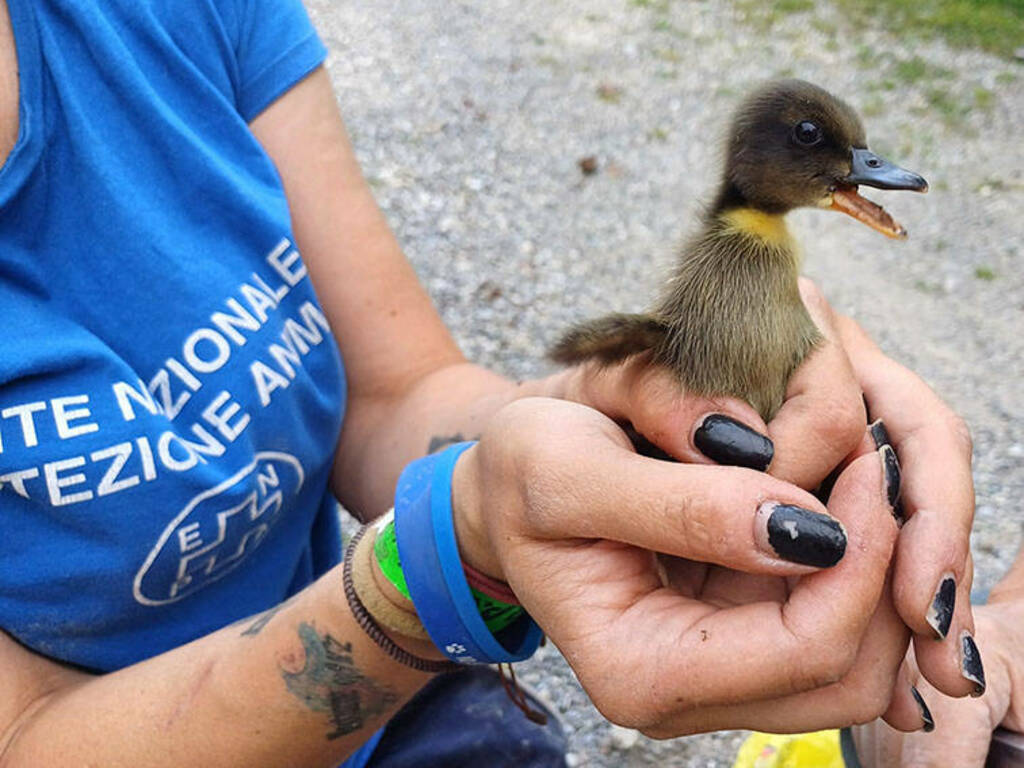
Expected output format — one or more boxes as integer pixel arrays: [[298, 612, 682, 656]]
[[881, 657, 935, 733], [836, 314, 976, 648], [555, 451, 900, 728], [640, 527, 907, 737], [568, 358, 774, 469], [883, 672, 997, 768], [767, 279, 867, 490], [913, 551, 983, 699], [530, 425, 848, 576]]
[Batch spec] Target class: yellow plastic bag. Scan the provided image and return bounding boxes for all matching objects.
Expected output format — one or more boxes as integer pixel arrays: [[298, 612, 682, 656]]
[[732, 729, 845, 768]]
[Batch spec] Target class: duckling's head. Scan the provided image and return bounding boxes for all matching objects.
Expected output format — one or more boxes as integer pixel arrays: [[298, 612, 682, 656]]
[[714, 79, 927, 238]]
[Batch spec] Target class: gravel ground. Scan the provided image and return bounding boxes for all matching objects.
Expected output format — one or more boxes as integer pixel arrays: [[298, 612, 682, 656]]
[[308, 1, 1024, 764]]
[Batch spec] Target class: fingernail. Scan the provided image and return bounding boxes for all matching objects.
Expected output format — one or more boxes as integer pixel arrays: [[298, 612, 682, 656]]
[[869, 418, 891, 449], [910, 686, 935, 733], [762, 503, 847, 568], [694, 414, 773, 471], [926, 576, 956, 639], [893, 499, 907, 527], [880, 444, 901, 510], [961, 632, 986, 696]]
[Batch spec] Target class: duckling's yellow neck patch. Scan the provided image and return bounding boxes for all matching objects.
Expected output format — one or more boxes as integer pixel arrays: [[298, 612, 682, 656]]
[[721, 208, 791, 246]]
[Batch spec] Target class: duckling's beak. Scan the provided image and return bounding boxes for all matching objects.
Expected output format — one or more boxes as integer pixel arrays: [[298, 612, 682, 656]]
[[828, 149, 928, 239], [846, 149, 929, 192]]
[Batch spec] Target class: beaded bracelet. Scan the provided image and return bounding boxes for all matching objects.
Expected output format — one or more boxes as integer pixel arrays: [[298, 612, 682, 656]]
[[393, 442, 543, 665]]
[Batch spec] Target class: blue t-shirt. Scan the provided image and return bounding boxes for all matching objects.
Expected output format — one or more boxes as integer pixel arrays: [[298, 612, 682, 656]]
[[0, 0, 348, 677]]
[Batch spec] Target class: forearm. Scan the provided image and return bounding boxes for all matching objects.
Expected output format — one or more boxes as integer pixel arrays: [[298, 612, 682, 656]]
[[0, 568, 433, 768], [333, 362, 573, 517]]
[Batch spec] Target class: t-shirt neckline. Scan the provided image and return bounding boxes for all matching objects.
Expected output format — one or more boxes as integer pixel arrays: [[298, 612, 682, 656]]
[[0, 0, 43, 207]]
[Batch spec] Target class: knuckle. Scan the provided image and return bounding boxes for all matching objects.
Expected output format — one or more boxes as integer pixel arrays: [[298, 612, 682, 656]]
[[817, 392, 865, 452], [945, 413, 974, 457], [847, 686, 892, 725], [796, 636, 859, 690]]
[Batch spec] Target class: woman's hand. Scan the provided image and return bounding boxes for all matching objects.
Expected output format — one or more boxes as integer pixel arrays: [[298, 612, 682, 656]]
[[545, 278, 980, 712], [852, 597, 1024, 766], [451, 396, 914, 736]]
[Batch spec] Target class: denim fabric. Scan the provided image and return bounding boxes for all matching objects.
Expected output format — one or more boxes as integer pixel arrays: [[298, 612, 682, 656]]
[[367, 667, 567, 768]]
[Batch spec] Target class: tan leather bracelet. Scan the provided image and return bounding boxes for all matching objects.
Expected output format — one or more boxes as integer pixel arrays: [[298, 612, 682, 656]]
[[349, 515, 431, 641], [342, 525, 459, 674]]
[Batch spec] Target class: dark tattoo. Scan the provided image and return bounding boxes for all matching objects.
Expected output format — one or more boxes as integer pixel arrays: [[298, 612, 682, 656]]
[[427, 433, 466, 453], [281, 622, 398, 740], [238, 595, 298, 637]]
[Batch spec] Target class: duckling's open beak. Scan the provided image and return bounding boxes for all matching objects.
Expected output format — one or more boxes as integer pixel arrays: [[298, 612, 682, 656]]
[[828, 149, 928, 239]]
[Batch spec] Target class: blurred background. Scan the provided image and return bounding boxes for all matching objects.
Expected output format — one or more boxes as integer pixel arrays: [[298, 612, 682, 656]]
[[307, 0, 1023, 764]]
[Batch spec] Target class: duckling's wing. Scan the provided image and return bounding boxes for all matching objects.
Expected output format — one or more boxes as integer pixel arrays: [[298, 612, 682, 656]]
[[549, 313, 667, 366]]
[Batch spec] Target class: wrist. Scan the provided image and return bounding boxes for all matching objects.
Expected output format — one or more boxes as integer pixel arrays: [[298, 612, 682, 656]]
[[450, 444, 505, 581], [393, 444, 542, 665]]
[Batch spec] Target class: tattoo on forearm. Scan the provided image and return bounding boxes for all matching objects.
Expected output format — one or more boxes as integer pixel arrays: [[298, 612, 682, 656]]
[[238, 596, 298, 637], [281, 622, 398, 740]]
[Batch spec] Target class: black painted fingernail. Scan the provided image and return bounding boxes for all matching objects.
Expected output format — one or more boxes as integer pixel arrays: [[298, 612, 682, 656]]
[[892, 499, 907, 527], [765, 504, 847, 568], [927, 576, 956, 639], [694, 414, 773, 471], [880, 444, 901, 510], [869, 418, 891, 449], [910, 686, 935, 733], [961, 633, 986, 696]]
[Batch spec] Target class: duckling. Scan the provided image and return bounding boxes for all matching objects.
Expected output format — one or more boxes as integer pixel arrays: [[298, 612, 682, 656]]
[[550, 79, 927, 421]]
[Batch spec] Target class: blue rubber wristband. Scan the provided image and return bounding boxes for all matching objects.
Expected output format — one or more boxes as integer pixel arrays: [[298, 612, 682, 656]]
[[394, 442, 543, 664]]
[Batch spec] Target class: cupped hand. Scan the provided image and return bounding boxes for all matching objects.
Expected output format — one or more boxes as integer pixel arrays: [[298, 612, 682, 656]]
[[828, 296, 980, 704], [451, 397, 915, 736], [852, 597, 1024, 767], [549, 277, 980, 707]]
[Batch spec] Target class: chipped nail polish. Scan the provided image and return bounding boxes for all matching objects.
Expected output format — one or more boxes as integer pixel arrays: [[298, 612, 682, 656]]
[[961, 633, 986, 697], [926, 576, 956, 639], [910, 686, 935, 733], [765, 504, 847, 568], [869, 418, 891, 450], [880, 444, 901, 510], [694, 414, 773, 471]]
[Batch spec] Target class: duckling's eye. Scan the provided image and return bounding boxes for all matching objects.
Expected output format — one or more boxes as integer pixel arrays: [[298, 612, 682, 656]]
[[793, 121, 822, 146]]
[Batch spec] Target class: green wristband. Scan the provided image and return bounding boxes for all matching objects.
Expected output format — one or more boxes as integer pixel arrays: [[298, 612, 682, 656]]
[[472, 590, 524, 634], [374, 517, 411, 599], [373, 516, 524, 634]]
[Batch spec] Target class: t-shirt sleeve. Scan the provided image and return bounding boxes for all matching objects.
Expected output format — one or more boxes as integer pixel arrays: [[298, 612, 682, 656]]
[[228, 0, 328, 121]]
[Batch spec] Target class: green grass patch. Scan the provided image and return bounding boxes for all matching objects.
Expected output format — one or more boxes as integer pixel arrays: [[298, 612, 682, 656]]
[[974, 265, 997, 280], [733, 0, 815, 30], [891, 56, 955, 83], [973, 86, 996, 109], [833, 0, 1024, 59], [923, 86, 970, 124]]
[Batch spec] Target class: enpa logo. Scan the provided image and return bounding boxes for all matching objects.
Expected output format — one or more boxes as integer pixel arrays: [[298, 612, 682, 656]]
[[133, 451, 305, 606]]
